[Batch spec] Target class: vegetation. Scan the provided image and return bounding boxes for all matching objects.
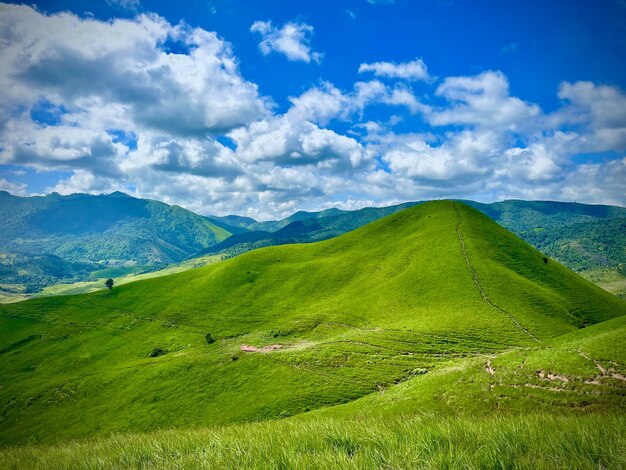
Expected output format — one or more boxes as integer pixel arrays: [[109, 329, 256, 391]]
[[0, 191, 233, 293], [1, 309, 626, 467], [0, 201, 623, 453], [206, 199, 626, 298], [2, 191, 625, 300], [1, 414, 623, 469]]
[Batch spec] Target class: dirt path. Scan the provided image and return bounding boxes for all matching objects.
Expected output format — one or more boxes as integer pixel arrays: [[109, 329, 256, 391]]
[[453, 204, 540, 343], [240, 344, 283, 353]]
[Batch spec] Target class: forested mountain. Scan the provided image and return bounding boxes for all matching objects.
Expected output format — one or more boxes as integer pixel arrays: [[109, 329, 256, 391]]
[[0, 191, 232, 292]]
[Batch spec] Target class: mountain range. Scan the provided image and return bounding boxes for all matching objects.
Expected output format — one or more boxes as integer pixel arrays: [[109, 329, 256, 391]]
[[0, 191, 625, 300]]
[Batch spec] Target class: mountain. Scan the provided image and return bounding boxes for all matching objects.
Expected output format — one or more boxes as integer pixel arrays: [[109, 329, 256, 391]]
[[209, 207, 348, 233], [203, 200, 626, 297], [1, 201, 623, 445], [0, 191, 232, 292]]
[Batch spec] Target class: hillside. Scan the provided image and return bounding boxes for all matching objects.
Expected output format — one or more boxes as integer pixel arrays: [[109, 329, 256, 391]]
[[203, 202, 420, 258], [3, 315, 625, 468], [0, 191, 232, 292], [0, 201, 624, 446], [204, 200, 626, 297], [466, 200, 626, 297]]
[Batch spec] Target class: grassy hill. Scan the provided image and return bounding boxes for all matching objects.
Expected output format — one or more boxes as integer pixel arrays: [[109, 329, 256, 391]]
[[203, 202, 420, 258], [0, 201, 624, 450], [0, 191, 232, 293], [204, 200, 626, 298]]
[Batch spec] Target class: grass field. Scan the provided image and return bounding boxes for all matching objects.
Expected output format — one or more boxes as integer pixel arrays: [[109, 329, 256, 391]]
[[0, 201, 624, 467], [1, 315, 625, 468]]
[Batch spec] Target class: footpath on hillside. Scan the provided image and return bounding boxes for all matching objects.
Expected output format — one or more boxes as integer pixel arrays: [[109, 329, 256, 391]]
[[453, 204, 540, 343]]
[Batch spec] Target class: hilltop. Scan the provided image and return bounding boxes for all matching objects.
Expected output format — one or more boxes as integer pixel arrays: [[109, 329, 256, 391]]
[[0, 201, 623, 446], [206, 199, 626, 297]]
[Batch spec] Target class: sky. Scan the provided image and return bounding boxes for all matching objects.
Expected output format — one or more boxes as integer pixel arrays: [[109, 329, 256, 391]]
[[0, 0, 625, 219]]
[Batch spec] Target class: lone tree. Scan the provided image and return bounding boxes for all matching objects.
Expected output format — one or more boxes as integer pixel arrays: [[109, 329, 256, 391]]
[[105, 278, 114, 290]]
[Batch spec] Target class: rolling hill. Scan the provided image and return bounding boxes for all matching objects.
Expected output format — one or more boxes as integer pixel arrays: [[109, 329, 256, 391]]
[[0, 201, 624, 448], [205, 200, 626, 297], [0, 191, 233, 293]]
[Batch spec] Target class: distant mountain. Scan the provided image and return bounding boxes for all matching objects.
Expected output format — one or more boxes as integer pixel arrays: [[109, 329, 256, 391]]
[[203, 202, 420, 258], [0, 191, 232, 292], [209, 207, 347, 233]]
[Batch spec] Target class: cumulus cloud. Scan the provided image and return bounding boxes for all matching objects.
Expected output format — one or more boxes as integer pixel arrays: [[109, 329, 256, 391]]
[[554, 81, 626, 152], [358, 59, 430, 81], [250, 20, 322, 63], [1, 4, 625, 218], [0, 4, 268, 137], [429, 71, 541, 131]]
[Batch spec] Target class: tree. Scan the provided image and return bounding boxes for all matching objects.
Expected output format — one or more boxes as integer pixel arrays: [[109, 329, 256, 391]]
[[105, 278, 114, 290]]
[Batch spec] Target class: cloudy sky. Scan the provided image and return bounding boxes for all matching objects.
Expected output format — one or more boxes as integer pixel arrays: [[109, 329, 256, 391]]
[[1, 0, 625, 219]]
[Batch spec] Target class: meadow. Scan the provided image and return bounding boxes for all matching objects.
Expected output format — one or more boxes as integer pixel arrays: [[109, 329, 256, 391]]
[[0, 201, 624, 467]]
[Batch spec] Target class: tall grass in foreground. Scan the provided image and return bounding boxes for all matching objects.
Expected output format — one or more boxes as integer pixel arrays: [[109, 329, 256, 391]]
[[1, 413, 624, 469]]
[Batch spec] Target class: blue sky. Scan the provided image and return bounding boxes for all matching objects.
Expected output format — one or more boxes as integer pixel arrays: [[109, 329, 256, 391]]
[[1, 0, 625, 218]]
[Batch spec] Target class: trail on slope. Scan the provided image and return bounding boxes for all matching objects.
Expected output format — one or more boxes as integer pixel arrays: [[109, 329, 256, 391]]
[[453, 204, 540, 343]]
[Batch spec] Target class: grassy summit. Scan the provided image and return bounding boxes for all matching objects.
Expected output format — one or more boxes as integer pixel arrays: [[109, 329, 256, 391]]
[[0, 201, 624, 446]]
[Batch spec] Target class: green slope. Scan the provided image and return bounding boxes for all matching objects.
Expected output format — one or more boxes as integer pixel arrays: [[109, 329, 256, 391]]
[[202, 200, 626, 299], [0, 201, 624, 446], [2, 306, 626, 468], [465, 199, 626, 298]]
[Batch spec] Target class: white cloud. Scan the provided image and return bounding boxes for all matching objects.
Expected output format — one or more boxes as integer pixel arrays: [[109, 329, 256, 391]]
[[286, 80, 426, 127], [228, 116, 369, 169], [1, 4, 625, 218], [0, 5, 269, 137], [250, 20, 322, 63], [358, 59, 430, 81], [430, 71, 541, 131], [553, 81, 626, 152], [0, 178, 28, 196]]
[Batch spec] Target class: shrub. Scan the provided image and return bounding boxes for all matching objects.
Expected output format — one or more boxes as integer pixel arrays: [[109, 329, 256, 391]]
[[149, 348, 166, 358], [205, 333, 215, 344]]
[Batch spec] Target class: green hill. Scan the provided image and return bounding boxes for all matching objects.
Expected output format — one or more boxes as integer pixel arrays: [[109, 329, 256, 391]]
[[203, 200, 626, 298], [0, 201, 623, 448], [0, 191, 232, 293], [465, 200, 626, 297]]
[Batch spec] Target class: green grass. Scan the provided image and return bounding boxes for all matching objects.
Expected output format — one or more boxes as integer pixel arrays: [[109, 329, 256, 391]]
[[1, 414, 624, 469], [89, 265, 153, 279], [0, 201, 624, 461], [2, 315, 626, 468], [0, 254, 224, 301]]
